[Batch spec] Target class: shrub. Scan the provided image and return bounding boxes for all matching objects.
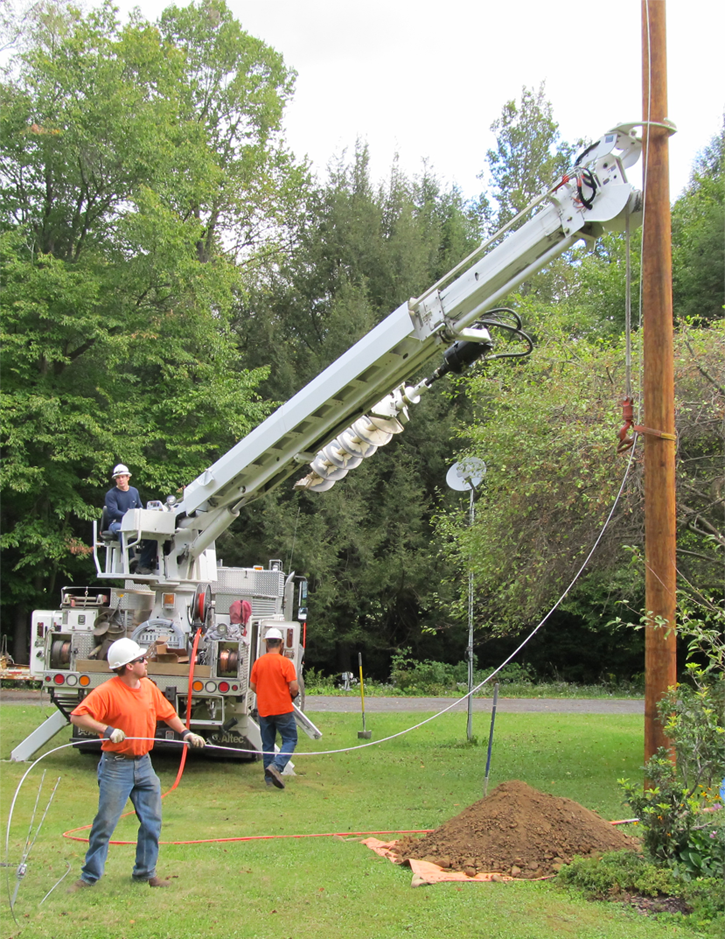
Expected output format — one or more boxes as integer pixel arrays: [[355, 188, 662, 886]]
[[558, 851, 725, 932], [619, 595, 725, 879]]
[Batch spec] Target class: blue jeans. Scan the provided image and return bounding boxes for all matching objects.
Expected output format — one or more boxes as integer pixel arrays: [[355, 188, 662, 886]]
[[109, 522, 157, 568], [259, 712, 298, 772], [81, 752, 162, 884]]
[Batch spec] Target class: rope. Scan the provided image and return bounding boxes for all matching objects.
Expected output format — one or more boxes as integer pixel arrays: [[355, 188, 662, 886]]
[[624, 216, 633, 402]]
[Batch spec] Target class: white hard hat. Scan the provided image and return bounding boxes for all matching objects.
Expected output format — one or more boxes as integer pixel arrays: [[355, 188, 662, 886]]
[[112, 464, 131, 478], [264, 628, 283, 641], [107, 637, 147, 670]]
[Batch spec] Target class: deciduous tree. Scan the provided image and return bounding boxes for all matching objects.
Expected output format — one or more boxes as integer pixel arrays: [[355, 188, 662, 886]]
[[0, 0, 303, 658]]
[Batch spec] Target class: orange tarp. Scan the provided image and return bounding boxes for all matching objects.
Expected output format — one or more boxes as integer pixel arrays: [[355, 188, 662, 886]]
[[361, 838, 513, 887]]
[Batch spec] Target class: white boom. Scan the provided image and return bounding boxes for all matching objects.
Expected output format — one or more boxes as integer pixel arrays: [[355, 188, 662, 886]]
[[107, 126, 641, 587]]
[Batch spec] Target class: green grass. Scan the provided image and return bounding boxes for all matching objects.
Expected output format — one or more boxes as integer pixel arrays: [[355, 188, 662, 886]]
[[0, 702, 703, 938]]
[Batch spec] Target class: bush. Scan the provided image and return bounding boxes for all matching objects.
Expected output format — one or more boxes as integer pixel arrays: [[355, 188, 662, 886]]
[[619, 594, 725, 875], [558, 851, 725, 932], [621, 754, 724, 871], [389, 648, 465, 693], [558, 850, 682, 899]]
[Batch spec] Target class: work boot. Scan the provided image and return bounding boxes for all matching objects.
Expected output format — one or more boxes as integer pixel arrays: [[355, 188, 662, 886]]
[[67, 878, 94, 893], [265, 764, 285, 789], [147, 876, 171, 887], [133, 875, 171, 887]]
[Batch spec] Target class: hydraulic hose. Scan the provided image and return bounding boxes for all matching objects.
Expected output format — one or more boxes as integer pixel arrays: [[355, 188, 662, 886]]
[[166, 626, 202, 794]]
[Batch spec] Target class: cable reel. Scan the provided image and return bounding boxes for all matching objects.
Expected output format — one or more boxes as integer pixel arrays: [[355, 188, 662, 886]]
[[217, 648, 239, 676], [49, 640, 71, 670], [191, 582, 214, 632]]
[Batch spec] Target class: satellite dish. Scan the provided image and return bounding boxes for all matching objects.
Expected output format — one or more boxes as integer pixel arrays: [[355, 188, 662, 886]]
[[446, 458, 487, 491]]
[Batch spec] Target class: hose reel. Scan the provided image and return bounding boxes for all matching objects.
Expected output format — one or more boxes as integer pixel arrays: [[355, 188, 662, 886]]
[[191, 582, 214, 632]]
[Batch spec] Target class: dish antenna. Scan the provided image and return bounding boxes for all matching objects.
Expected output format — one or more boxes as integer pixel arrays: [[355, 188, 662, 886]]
[[445, 458, 486, 491], [446, 457, 486, 743]]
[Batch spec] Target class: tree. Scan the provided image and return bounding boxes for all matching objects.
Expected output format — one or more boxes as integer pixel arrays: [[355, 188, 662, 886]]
[[440, 311, 724, 674], [475, 83, 578, 232], [672, 121, 725, 325], [0, 0, 304, 659]]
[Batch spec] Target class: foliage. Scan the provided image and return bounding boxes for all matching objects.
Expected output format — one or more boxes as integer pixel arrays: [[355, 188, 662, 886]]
[[672, 122, 725, 325], [224, 145, 484, 676], [559, 849, 686, 899], [439, 316, 640, 633], [439, 317, 724, 643], [558, 850, 724, 932], [619, 599, 725, 878], [2, 6, 722, 705], [476, 82, 579, 232], [620, 755, 723, 871], [388, 646, 535, 694], [0, 1, 305, 645]]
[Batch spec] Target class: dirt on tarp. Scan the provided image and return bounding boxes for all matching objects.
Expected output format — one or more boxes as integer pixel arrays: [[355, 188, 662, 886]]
[[393, 779, 639, 879]]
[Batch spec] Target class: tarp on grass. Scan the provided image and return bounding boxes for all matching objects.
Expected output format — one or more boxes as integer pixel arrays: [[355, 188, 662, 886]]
[[361, 838, 513, 887]]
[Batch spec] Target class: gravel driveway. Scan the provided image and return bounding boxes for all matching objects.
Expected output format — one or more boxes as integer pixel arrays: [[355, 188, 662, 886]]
[[1, 687, 643, 714], [304, 695, 644, 714]]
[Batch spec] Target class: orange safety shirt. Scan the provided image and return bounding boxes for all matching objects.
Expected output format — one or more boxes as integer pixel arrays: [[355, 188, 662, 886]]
[[71, 676, 177, 757], [250, 653, 296, 717]]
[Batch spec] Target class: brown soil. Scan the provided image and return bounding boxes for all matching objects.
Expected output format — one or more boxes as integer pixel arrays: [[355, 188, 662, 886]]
[[393, 779, 639, 879]]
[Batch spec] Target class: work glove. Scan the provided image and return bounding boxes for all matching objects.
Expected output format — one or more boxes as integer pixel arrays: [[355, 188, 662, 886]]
[[182, 731, 206, 748], [103, 726, 126, 744]]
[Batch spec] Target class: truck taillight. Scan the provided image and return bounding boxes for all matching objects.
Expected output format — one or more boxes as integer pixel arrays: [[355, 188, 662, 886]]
[[53, 674, 65, 685], [218, 681, 230, 693], [79, 675, 90, 686], [192, 680, 204, 692]]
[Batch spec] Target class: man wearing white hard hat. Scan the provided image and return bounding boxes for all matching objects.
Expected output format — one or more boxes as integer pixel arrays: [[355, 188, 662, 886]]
[[105, 464, 156, 574], [249, 627, 299, 789], [68, 638, 205, 892]]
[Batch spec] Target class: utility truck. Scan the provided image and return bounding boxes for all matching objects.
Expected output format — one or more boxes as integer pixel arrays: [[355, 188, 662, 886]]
[[12, 127, 643, 762]]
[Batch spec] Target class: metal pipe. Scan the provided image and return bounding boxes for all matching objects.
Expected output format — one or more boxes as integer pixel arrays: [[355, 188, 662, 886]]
[[483, 683, 500, 796]]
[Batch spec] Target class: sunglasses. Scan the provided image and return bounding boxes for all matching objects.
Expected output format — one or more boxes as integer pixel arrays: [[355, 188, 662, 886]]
[[131, 657, 147, 664]]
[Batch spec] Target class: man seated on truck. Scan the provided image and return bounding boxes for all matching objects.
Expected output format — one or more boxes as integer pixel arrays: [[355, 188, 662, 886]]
[[105, 463, 157, 574]]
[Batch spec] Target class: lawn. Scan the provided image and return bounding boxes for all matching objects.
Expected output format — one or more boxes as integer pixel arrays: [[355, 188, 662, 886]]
[[1, 701, 702, 938]]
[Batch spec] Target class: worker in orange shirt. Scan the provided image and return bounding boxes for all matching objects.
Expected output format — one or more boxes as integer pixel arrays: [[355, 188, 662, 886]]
[[249, 627, 299, 789], [67, 638, 205, 891]]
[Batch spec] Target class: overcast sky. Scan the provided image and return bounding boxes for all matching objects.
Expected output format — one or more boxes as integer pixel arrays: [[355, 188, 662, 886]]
[[101, 2, 725, 200]]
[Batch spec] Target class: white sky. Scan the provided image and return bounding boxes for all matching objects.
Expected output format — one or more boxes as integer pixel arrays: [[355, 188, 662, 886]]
[[91, 2, 725, 200]]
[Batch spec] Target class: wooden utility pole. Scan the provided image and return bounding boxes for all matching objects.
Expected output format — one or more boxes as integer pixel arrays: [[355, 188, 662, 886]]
[[641, 0, 678, 763]]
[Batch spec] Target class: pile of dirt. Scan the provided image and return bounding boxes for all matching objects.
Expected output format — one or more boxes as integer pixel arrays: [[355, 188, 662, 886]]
[[393, 779, 639, 879]]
